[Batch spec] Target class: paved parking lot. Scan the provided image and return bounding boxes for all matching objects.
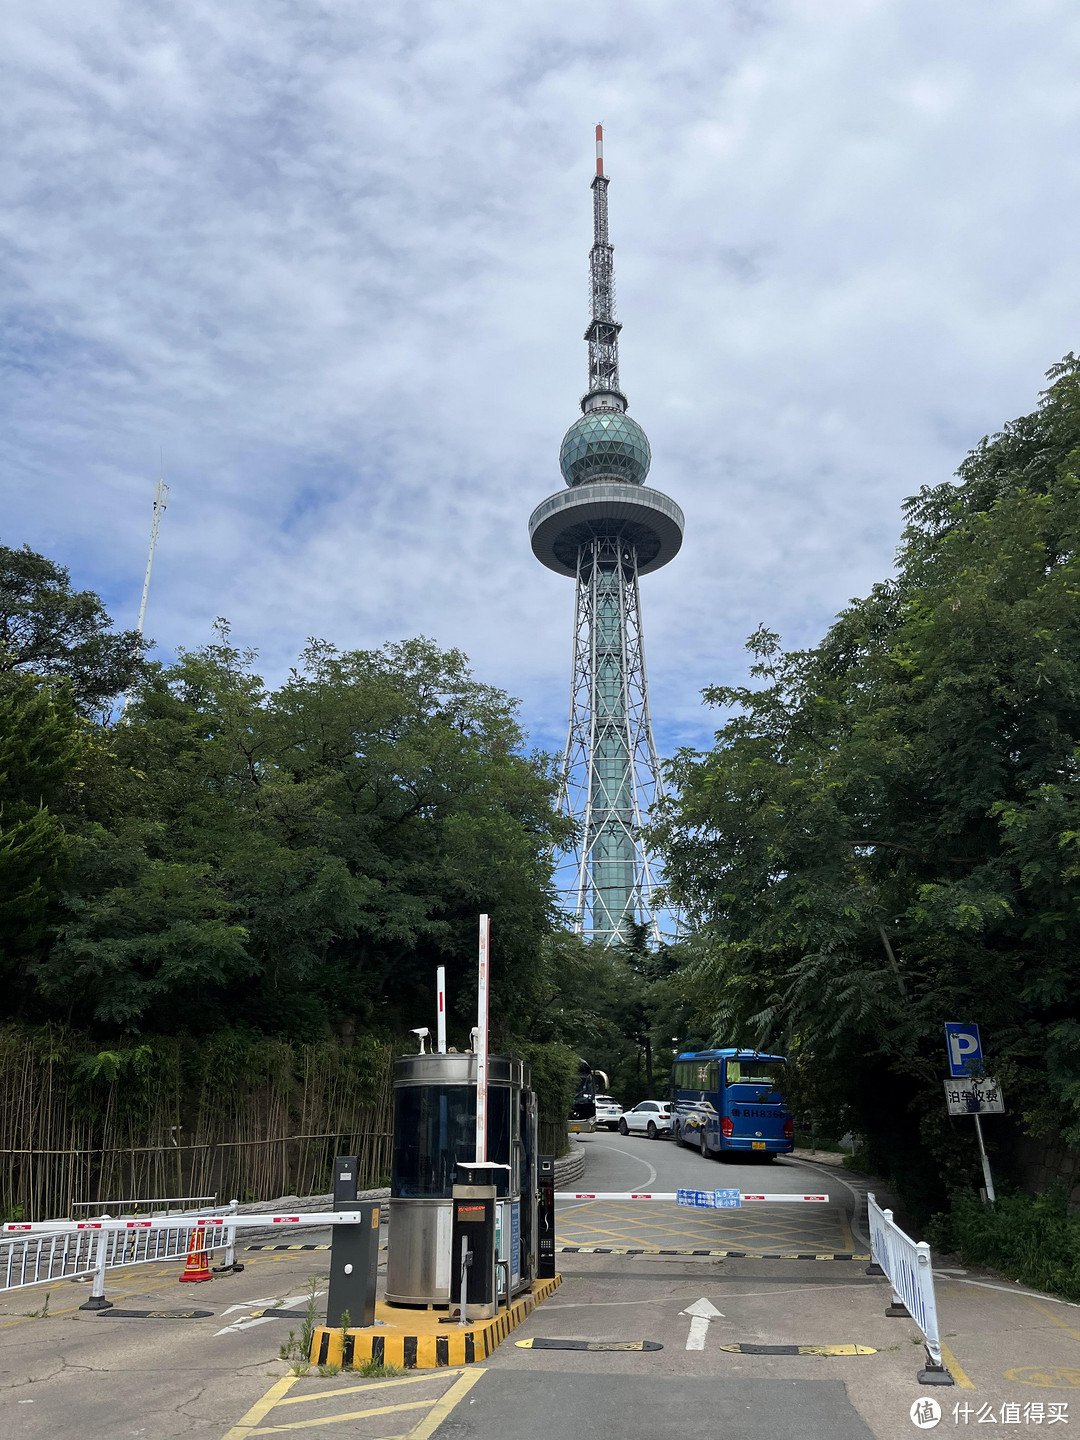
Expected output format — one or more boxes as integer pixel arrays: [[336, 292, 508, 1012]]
[[4, 1135, 1080, 1438]]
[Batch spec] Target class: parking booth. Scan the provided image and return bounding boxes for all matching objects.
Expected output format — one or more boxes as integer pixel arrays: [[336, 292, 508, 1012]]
[[385, 1052, 537, 1308]]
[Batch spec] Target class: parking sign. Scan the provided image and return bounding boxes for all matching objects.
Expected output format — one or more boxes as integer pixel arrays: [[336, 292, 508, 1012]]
[[944, 1022, 984, 1078]]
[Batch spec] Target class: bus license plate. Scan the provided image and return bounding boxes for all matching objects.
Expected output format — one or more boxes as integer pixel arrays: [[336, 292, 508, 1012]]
[[752, 1141, 766, 1150]]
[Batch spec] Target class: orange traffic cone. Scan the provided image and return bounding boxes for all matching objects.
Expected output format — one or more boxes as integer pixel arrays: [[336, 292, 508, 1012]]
[[179, 1225, 213, 1283]]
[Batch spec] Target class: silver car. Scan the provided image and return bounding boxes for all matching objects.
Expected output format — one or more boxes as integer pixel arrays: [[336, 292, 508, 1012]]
[[618, 1100, 673, 1139]]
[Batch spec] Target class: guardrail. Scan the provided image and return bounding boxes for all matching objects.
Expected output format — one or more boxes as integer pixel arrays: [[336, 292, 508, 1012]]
[[1, 1210, 368, 1310], [867, 1193, 953, 1386]]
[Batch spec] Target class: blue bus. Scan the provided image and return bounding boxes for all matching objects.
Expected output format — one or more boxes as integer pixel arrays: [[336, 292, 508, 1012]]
[[671, 1049, 794, 1160]]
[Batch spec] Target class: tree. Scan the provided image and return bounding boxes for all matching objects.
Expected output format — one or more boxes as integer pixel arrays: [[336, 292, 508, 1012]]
[[0, 672, 82, 1009], [39, 631, 570, 1037], [0, 544, 147, 714], [652, 356, 1080, 1213]]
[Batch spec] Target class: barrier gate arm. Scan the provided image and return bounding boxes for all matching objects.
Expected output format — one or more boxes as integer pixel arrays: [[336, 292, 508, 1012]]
[[3, 1212, 373, 1236], [1, 1211, 376, 1308], [555, 1192, 830, 1202]]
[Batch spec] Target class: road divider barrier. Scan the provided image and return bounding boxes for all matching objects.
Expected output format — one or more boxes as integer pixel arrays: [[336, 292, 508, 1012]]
[[867, 1192, 954, 1388], [0, 1210, 372, 1309], [556, 1191, 829, 1203]]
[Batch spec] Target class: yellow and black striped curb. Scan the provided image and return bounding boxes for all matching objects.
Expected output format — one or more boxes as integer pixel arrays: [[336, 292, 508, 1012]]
[[557, 1246, 870, 1260], [308, 1276, 562, 1369]]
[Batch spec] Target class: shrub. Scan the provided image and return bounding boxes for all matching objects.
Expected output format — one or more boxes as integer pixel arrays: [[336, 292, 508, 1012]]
[[930, 1189, 1080, 1301]]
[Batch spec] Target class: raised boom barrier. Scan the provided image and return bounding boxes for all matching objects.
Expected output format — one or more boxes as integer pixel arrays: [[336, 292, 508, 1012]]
[[1, 1210, 371, 1309], [867, 1192, 953, 1387]]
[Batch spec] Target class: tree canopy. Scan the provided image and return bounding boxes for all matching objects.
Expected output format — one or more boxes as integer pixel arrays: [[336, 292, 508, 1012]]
[[653, 356, 1080, 1212], [1, 607, 573, 1044], [0, 544, 147, 715]]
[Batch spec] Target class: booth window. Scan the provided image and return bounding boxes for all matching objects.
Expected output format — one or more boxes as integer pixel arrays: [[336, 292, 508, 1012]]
[[392, 1085, 512, 1199]]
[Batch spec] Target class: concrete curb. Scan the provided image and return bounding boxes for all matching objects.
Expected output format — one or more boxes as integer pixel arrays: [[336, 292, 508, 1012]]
[[308, 1275, 563, 1369], [554, 1146, 586, 1189]]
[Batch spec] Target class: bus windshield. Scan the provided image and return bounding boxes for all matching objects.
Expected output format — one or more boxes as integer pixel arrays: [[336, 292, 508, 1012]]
[[725, 1059, 785, 1091]]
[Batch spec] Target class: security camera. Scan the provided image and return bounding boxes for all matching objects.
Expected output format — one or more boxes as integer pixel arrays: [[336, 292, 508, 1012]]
[[411, 1027, 430, 1054]]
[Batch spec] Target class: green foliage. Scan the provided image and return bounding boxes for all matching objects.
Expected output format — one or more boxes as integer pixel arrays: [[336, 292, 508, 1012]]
[[353, 1357, 406, 1377], [0, 543, 148, 715], [515, 1039, 580, 1152], [652, 355, 1080, 1214], [280, 1276, 320, 1372], [929, 1189, 1080, 1301], [0, 672, 83, 997], [4, 625, 567, 1040]]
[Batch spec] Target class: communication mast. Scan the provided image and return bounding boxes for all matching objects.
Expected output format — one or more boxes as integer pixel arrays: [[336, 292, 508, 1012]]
[[119, 475, 169, 716], [136, 477, 169, 639], [528, 128, 684, 946]]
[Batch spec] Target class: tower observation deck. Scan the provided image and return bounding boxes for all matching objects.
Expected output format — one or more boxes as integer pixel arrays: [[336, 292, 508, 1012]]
[[529, 127, 684, 946]]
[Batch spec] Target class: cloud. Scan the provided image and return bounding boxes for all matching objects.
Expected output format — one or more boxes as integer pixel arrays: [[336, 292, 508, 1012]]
[[3, 0, 1080, 759]]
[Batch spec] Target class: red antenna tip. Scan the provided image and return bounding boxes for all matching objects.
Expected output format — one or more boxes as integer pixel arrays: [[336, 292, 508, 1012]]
[[595, 123, 604, 177]]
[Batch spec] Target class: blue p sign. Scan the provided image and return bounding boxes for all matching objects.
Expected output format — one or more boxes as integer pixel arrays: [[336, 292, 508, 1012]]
[[944, 1023, 983, 1078]]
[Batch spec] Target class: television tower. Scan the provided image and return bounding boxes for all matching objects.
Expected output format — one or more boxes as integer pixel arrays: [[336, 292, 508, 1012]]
[[529, 127, 684, 946]]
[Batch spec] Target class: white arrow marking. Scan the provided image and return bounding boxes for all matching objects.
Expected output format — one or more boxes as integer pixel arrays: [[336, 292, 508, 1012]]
[[220, 1296, 279, 1317], [680, 1297, 724, 1351], [215, 1290, 320, 1336]]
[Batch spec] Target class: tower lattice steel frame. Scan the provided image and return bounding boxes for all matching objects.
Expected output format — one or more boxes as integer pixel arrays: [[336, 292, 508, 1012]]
[[529, 128, 684, 946]]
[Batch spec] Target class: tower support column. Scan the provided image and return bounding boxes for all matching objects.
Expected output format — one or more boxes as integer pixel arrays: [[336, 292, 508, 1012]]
[[560, 533, 664, 946]]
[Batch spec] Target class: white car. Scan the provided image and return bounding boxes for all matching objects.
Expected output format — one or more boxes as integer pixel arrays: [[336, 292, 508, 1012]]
[[594, 1095, 623, 1130], [617, 1100, 673, 1139]]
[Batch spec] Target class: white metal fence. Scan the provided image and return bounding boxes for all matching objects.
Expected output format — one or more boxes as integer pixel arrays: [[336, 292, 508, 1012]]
[[867, 1192, 952, 1385], [0, 1209, 368, 1309]]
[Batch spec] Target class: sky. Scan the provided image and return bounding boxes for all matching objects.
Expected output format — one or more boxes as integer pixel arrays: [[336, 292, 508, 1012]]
[[5, 0, 1080, 760]]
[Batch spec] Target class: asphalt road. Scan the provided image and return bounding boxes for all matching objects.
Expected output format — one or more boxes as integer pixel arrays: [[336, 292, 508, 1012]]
[[4, 1134, 1070, 1439], [451, 1131, 914, 1440]]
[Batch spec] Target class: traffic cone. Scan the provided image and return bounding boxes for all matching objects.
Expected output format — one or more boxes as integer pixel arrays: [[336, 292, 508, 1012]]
[[179, 1225, 213, 1283]]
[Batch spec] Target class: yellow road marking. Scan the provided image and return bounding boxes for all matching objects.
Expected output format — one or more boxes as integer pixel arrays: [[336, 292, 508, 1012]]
[[0, 1250, 321, 1332], [1023, 1298, 1080, 1345], [839, 1210, 855, 1252], [276, 1372, 465, 1406], [405, 1368, 487, 1440], [0, 1264, 195, 1331], [939, 1342, 974, 1389], [247, 1399, 435, 1435], [557, 1199, 847, 1251], [221, 1377, 299, 1440]]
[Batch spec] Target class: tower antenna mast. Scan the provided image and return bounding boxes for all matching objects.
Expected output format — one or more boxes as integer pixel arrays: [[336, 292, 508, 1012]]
[[528, 128, 684, 946], [136, 474, 169, 640], [119, 470, 169, 716]]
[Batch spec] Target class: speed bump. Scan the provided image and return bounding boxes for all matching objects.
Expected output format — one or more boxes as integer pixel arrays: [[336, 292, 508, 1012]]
[[516, 1338, 663, 1352], [309, 1275, 562, 1369], [99, 1308, 214, 1319], [718, 1343, 877, 1356]]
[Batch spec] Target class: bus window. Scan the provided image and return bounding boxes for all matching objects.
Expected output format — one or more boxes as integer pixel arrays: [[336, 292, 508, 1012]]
[[725, 1058, 785, 1090]]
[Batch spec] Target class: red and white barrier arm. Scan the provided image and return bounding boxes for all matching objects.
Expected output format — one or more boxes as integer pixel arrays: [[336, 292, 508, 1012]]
[[555, 1192, 830, 1203], [2, 1212, 374, 1237]]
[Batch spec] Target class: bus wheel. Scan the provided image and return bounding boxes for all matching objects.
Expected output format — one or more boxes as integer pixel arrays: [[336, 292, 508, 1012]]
[[618, 1118, 628, 1136], [647, 1121, 658, 1140]]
